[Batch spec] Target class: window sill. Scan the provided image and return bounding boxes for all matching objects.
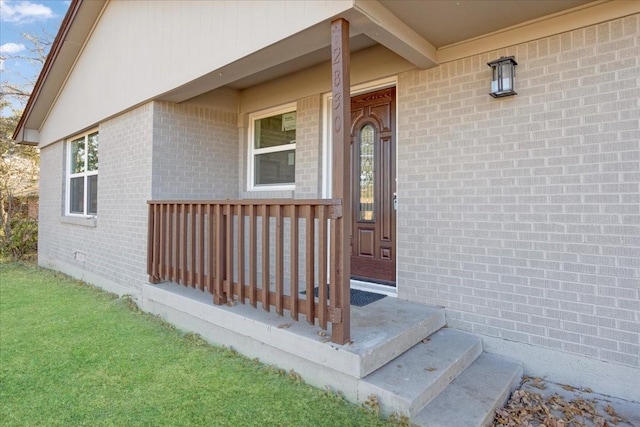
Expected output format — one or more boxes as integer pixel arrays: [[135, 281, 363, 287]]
[[248, 185, 295, 192], [61, 216, 97, 228]]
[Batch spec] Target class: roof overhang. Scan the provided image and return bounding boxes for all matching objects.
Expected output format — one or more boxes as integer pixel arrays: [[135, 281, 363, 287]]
[[14, 0, 640, 144], [13, 0, 106, 145]]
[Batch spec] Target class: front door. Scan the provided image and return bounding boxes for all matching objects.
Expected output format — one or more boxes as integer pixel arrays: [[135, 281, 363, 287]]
[[350, 87, 396, 285]]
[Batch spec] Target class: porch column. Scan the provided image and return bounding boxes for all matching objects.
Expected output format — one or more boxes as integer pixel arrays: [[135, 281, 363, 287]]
[[330, 18, 351, 344]]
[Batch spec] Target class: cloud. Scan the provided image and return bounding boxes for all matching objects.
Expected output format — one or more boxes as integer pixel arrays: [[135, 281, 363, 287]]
[[0, 42, 26, 54], [0, 0, 54, 23], [0, 42, 26, 70]]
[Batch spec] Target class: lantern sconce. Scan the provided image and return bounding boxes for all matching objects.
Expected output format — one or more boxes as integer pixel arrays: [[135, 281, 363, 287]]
[[487, 56, 517, 98]]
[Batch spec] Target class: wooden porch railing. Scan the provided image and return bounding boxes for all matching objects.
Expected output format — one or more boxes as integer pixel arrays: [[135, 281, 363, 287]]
[[147, 199, 349, 342]]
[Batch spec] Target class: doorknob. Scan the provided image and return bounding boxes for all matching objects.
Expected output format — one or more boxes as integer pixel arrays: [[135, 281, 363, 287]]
[[393, 193, 397, 210]]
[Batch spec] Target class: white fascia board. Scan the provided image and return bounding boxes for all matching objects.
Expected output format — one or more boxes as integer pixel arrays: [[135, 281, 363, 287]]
[[353, 0, 438, 69]]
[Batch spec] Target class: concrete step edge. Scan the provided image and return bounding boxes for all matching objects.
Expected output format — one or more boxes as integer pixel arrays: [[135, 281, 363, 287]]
[[359, 328, 483, 416], [356, 308, 447, 377], [412, 352, 524, 427]]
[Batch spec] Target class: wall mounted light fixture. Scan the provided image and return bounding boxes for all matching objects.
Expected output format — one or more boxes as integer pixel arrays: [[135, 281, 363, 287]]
[[487, 56, 517, 98]]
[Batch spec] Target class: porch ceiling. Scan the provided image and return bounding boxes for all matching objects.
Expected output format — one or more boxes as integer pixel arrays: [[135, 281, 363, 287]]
[[161, 0, 597, 103], [378, 0, 593, 49]]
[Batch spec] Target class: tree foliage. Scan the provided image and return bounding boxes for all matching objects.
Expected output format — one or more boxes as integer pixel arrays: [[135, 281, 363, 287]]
[[0, 30, 50, 259], [1, 29, 53, 108]]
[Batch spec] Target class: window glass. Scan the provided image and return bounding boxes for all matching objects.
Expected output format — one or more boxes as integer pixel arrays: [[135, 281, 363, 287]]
[[87, 175, 98, 215], [254, 112, 296, 149], [255, 150, 295, 185], [69, 177, 84, 214], [250, 107, 296, 189], [87, 132, 99, 171], [70, 138, 85, 174], [67, 130, 99, 216], [359, 124, 375, 221]]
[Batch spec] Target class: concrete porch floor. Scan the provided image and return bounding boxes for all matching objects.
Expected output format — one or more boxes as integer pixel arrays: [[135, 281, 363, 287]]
[[141, 281, 445, 379]]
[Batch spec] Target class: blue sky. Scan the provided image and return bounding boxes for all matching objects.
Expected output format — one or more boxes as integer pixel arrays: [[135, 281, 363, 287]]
[[1, 0, 70, 116]]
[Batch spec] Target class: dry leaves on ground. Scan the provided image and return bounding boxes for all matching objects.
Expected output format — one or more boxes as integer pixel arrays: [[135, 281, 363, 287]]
[[492, 378, 628, 427]]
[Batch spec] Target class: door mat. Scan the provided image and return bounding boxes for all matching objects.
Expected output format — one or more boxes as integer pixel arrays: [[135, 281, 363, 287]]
[[302, 287, 386, 307]]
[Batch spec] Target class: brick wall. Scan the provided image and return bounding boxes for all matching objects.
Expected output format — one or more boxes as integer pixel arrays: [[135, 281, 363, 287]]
[[397, 15, 639, 369], [39, 103, 154, 293], [95, 104, 154, 289], [39, 100, 239, 294], [295, 95, 323, 199], [152, 102, 239, 200]]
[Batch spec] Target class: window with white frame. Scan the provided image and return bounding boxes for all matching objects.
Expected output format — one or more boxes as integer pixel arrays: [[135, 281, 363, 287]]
[[67, 130, 98, 216], [248, 104, 296, 190]]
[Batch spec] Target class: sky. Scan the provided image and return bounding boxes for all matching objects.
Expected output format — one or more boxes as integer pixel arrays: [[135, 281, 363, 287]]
[[0, 0, 70, 116]]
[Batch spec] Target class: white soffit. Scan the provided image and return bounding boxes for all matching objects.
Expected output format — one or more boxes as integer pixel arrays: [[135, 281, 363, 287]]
[[378, 0, 595, 48]]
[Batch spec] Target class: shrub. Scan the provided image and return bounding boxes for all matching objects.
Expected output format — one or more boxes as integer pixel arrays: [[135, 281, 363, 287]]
[[1, 217, 38, 260]]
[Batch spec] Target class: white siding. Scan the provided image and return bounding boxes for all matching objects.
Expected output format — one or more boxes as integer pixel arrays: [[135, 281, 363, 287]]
[[39, 0, 352, 147]]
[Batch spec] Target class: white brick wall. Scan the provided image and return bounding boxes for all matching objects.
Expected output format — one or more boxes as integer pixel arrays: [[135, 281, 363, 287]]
[[39, 100, 239, 294], [397, 15, 640, 369], [295, 95, 323, 199], [152, 101, 238, 200], [39, 103, 154, 293]]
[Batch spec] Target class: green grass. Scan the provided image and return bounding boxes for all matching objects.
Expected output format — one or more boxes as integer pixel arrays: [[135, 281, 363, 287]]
[[0, 262, 393, 426]]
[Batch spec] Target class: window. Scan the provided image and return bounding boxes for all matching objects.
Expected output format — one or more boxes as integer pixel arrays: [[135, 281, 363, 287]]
[[248, 104, 296, 190], [67, 130, 98, 216]]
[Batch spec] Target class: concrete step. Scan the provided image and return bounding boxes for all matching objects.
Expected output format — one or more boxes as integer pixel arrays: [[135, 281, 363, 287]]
[[412, 353, 523, 427], [347, 297, 446, 377], [358, 328, 483, 417]]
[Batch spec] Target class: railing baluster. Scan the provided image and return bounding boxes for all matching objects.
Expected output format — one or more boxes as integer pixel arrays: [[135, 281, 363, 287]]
[[318, 206, 328, 330], [173, 204, 179, 283], [275, 205, 284, 316], [189, 204, 196, 287], [158, 204, 166, 280], [237, 204, 245, 303], [147, 204, 154, 280], [207, 204, 214, 294], [171, 204, 177, 283], [152, 204, 159, 280], [305, 205, 315, 324], [249, 204, 257, 308], [198, 204, 205, 291], [165, 204, 171, 282], [225, 204, 233, 299], [261, 204, 270, 312], [289, 205, 299, 320], [214, 203, 225, 304], [180, 204, 187, 286]]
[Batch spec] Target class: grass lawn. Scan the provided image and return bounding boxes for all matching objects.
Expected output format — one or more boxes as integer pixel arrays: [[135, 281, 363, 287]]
[[0, 262, 394, 426]]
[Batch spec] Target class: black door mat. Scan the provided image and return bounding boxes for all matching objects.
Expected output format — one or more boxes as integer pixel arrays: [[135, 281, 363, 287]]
[[302, 286, 386, 307]]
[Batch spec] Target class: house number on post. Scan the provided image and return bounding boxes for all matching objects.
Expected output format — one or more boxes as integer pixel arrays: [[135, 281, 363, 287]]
[[332, 25, 343, 134]]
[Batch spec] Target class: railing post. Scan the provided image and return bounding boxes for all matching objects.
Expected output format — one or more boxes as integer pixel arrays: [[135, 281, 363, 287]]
[[330, 18, 351, 344]]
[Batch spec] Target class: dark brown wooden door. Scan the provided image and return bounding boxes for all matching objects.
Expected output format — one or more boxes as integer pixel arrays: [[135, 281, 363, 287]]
[[350, 87, 396, 285]]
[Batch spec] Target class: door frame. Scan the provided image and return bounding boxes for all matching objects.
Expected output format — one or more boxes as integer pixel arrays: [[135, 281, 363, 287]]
[[322, 76, 398, 296]]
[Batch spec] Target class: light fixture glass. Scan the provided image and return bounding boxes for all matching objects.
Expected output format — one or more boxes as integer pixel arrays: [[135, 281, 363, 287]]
[[487, 56, 517, 98]]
